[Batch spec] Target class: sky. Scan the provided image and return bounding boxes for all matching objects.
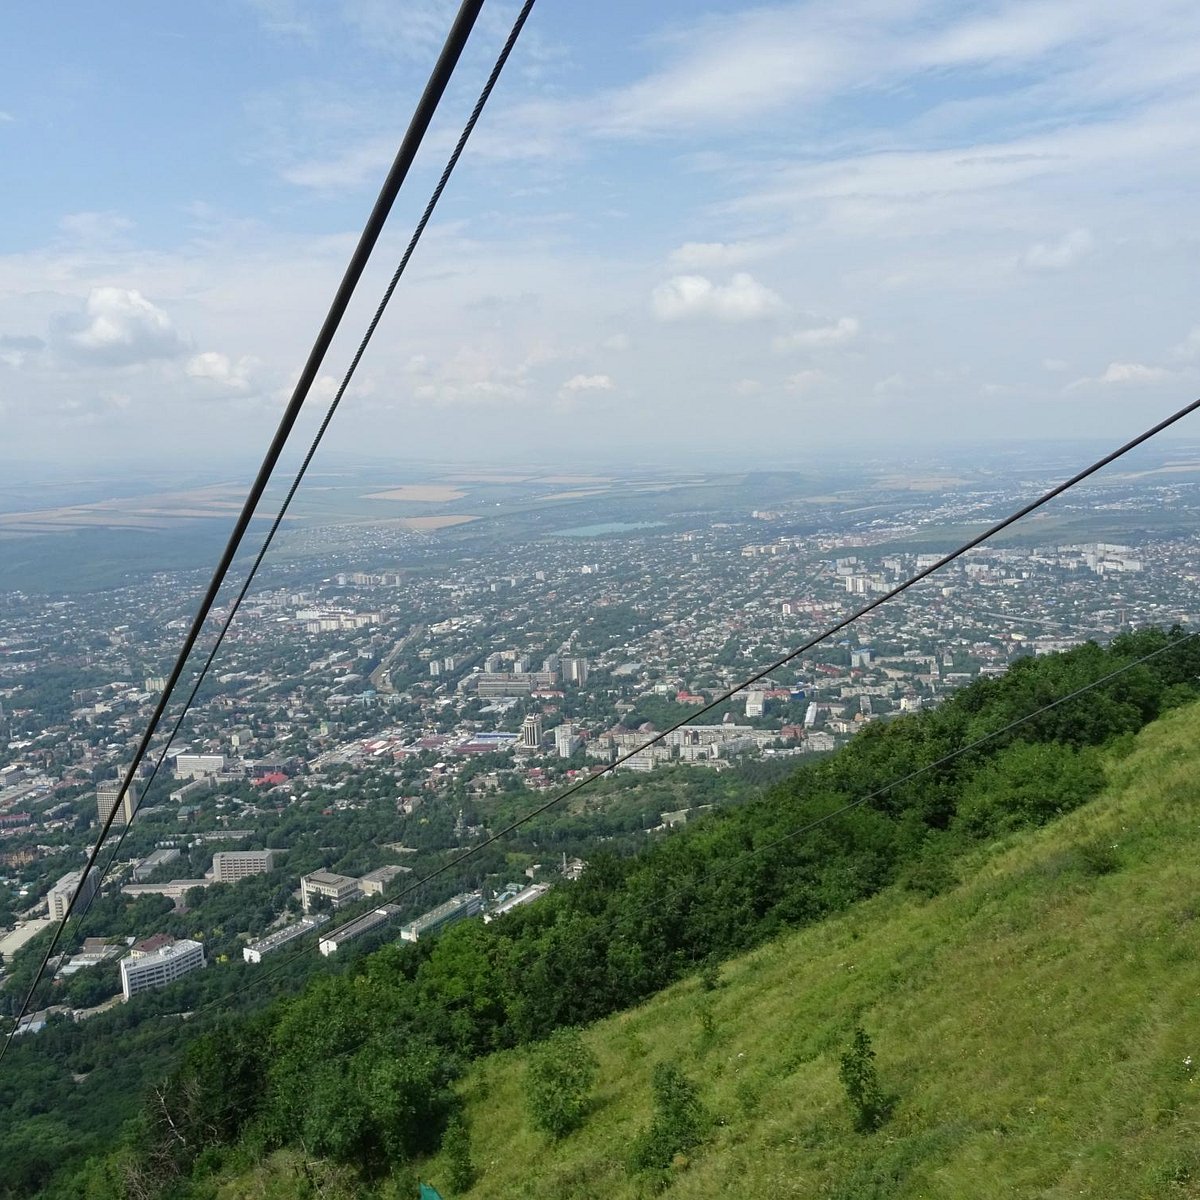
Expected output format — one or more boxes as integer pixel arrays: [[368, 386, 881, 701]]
[[3, 0, 1200, 471]]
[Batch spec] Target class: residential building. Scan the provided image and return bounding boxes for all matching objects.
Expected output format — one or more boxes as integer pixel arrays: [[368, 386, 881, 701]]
[[173, 752, 227, 780], [554, 723, 580, 758], [562, 655, 589, 685], [96, 783, 134, 828], [47, 868, 99, 922], [120, 938, 205, 1000], [212, 849, 278, 883]]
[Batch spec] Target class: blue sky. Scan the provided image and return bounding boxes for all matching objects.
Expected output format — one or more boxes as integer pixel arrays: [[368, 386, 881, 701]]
[[3, 0, 1200, 467]]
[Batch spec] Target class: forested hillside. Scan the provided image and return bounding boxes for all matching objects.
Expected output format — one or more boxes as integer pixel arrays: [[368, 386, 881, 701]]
[[27, 628, 1200, 1199], [421, 694, 1200, 1199]]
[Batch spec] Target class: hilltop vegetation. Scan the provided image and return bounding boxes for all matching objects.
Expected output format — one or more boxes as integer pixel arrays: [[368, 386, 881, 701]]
[[424, 696, 1200, 1198], [28, 628, 1200, 1199]]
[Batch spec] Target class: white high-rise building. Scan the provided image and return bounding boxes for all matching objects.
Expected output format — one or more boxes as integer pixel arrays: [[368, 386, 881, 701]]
[[47, 869, 99, 922], [96, 783, 134, 828], [120, 939, 205, 1000], [555, 723, 581, 758], [520, 714, 543, 749], [562, 656, 588, 685]]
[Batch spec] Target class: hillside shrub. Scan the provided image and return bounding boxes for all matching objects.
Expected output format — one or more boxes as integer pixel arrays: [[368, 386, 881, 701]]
[[629, 1061, 709, 1171], [442, 1114, 476, 1192], [839, 1028, 888, 1132], [525, 1028, 599, 1140]]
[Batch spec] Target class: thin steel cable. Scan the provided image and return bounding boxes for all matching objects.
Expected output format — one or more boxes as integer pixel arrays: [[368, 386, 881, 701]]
[[7, 395, 1197, 1060], [245, 397, 1200, 928], [49, 628, 1195, 1134], [0, 0, 489, 1067]]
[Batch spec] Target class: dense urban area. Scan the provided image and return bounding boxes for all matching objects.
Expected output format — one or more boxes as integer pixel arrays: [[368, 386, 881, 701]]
[[1, 464, 1198, 1031]]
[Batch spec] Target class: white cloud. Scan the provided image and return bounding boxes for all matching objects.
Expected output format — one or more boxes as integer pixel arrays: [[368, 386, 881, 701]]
[[667, 240, 781, 270], [1043, 358, 1069, 372], [785, 369, 826, 393], [186, 351, 259, 391], [281, 134, 394, 190], [734, 378, 762, 396], [0, 334, 44, 369], [1020, 228, 1094, 271], [1172, 326, 1200, 360], [1066, 361, 1173, 390], [602, 333, 630, 352], [59, 212, 134, 242], [0, 111, 13, 124], [57, 391, 134, 424], [52, 288, 188, 367], [873, 373, 908, 397], [1098, 361, 1171, 384], [560, 373, 614, 393], [651, 272, 783, 322], [774, 316, 860, 352]]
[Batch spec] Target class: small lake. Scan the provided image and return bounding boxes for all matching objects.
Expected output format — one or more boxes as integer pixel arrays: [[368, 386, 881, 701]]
[[553, 521, 666, 537]]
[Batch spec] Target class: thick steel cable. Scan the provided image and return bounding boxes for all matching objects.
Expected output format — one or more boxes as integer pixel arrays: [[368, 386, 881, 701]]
[[0, 0, 489, 1067], [73, 0, 539, 931]]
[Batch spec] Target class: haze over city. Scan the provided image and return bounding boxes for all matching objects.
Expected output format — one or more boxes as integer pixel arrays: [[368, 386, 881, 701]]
[[3, 0, 1200, 467]]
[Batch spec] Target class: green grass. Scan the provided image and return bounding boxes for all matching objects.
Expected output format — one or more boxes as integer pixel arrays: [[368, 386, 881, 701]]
[[416, 702, 1200, 1200]]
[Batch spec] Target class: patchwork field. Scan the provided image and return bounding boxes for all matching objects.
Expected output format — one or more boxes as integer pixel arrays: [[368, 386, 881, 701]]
[[363, 485, 468, 503]]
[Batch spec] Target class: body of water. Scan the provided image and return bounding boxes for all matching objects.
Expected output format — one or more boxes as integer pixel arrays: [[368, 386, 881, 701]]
[[553, 521, 666, 537]]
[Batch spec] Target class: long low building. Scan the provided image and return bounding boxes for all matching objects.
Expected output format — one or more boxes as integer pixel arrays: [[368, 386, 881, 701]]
[[318, 905, 401, 956], [243, 914, 329, 963], [121, 878, 212, 901], [399, 892, 482, 942], [484, 883, 550, 923], [120, 938, 205, 1000]]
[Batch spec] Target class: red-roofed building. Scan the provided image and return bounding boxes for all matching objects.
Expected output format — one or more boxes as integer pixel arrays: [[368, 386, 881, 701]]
[[131, 933, 175, 958]]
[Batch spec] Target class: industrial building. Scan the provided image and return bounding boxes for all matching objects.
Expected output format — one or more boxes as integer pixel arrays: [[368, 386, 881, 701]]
[[483, 882, 550, 923], [300, 870, 362, 912], [359, 864, 409, 896], [131, 847, 180, 882]]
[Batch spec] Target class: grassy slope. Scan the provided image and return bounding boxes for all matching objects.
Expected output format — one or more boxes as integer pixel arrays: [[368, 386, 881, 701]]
[[223, 702, 1200, 1200]]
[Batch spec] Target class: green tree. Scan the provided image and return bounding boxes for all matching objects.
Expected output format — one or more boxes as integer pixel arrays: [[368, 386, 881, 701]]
[[629, 1060, 709, 1171], [839, 1027, 888, 1132], [524, 1027, 598, 1139], [442, 1113, 476, 1192]]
